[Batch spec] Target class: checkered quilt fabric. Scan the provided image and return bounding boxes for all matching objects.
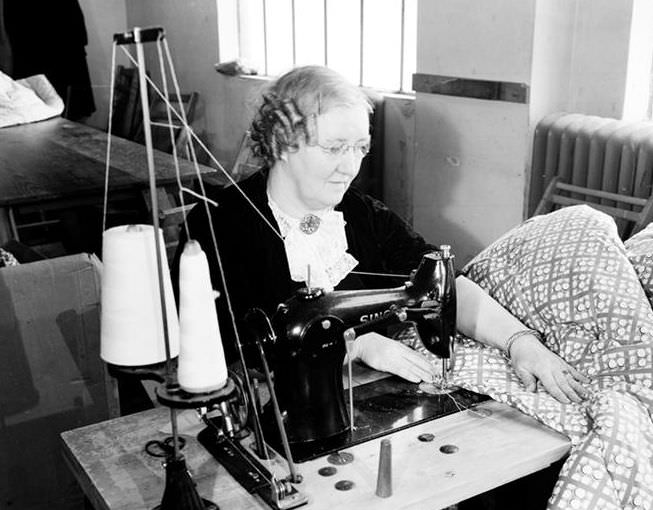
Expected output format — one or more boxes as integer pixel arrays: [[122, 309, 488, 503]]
[[413, 206, 653, 510], [625, 223, 653, 309]]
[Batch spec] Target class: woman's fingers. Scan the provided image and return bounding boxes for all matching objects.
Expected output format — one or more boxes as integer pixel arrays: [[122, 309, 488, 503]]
[[514, 367, 537, 392], [568, 366, 591, 384], [396, 347, 437, 382], [393, 365, 422, 383], [357, 333, 437, 383], [510, 338, 592, 404], [563, 366, 591, 398], [531, 362, 590, 404], [567, 376, 590, 399], [537, 372, 571, 404], [552, 370, 584, 403], [406, 349, 438, 374], [388, 352, 430, 383]]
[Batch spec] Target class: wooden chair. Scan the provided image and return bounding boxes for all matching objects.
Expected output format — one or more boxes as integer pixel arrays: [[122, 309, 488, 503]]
[[134, 92, 199, 158], [110, 65, 143, 140], [534, 176, 653, 238], [230, 131, 262, 183]]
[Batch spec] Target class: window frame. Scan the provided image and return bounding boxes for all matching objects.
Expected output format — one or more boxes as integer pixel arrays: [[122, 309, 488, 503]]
[[216, 0, 417, 94]]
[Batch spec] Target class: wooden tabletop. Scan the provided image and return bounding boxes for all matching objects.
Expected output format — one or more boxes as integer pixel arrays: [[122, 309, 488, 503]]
[[61, 382, 571, 510], [0, 117, 224, 206]]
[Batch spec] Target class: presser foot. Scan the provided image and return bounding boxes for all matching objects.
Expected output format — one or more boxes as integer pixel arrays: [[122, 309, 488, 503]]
[[419, 357, 458, 394], [418, 381, 459, 395], [418, 374, 458, 395]]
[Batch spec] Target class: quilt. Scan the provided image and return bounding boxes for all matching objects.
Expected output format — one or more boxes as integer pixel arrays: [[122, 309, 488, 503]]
[[410, 205, 653, 510]]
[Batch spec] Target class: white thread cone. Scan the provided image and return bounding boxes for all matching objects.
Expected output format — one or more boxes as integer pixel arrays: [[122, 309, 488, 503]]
[[177, 240, 228, 392], [100, 224, 180, 366]]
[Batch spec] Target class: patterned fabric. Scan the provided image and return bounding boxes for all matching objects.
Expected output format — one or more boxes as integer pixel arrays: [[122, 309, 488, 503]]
[[409, 206, 653, 510], [624, 223, 653, 309]]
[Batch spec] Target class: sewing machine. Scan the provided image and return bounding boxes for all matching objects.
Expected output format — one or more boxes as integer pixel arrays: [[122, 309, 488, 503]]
[[195, 247, 488, 508], [247, 247, 459, 451]]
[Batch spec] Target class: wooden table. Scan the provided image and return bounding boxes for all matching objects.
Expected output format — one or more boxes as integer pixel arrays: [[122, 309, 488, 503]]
[[0, 117, 225, 243], [61, 370, 571, 510]]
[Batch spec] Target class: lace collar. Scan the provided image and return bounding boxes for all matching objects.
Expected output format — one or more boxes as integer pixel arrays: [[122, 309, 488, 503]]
[[267, 194, 358, 291]]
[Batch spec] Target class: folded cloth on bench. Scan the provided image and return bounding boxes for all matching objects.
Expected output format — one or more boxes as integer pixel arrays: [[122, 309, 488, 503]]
[[403, 205, 653, 510], [0, 71, 64, 128]]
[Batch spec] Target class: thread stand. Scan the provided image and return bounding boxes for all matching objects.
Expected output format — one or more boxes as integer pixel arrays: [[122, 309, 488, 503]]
[[157, 378, 236, 409], [103, 26, 232, 510], [107, 360, 169, 383], [105, 363, 238, 510], [152, 377, 237, 510], [154, 456, 218, 510]]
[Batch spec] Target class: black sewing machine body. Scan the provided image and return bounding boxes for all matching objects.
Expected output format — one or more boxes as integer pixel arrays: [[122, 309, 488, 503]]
[[248, 251, 457, 453]]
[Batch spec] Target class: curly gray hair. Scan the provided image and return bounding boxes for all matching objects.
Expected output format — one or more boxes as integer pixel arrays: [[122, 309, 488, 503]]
[[249, 66, 373, 167]]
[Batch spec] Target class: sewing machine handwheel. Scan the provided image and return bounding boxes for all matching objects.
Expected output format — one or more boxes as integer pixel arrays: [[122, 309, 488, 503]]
[[227, 369, 250, 432]]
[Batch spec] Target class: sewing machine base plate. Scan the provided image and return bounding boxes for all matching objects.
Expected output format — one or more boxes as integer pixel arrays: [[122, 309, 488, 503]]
[[267, 376, 489, 463]]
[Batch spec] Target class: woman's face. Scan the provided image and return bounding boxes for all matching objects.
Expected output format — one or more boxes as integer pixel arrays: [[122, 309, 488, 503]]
[[280, 105, 370, 212]]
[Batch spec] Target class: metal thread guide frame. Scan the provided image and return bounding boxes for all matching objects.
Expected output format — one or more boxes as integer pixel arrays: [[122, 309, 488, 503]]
[[109, 26, 222, 510], [107, 25, 308, 510]]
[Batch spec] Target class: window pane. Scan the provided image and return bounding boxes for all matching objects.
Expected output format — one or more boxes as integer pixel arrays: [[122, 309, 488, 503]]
[[402, 0, 417, 92], [217, 0, 239, 62], [239, 0, 265, 73], [325, 0, 361, 85], [294, 0, 326, 67], [265, 0, 294, 76], [218, 0, 417, 92], [362, 0, 402, 91]]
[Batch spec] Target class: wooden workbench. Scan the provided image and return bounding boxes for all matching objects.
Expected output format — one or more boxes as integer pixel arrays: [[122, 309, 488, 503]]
[[61, 391, 570, 510], [0, 117, 224, 206], [0, 117, 226, 244]]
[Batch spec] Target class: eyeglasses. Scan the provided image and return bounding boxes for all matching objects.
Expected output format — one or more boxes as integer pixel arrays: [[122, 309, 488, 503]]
[[316, 141, 371, 158]]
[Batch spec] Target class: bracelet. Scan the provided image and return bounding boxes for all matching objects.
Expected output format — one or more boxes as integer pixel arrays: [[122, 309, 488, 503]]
[[503, 329, 542, 359]]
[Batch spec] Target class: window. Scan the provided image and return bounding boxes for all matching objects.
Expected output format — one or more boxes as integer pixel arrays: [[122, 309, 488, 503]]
[[216, 0, 417, 93]]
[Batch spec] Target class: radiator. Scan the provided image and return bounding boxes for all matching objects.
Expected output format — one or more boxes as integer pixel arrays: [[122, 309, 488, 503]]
[[528, 113, 653, 223]]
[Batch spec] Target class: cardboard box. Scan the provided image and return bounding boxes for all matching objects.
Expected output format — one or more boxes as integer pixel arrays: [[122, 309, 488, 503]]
[[0, 254, 119, 509]]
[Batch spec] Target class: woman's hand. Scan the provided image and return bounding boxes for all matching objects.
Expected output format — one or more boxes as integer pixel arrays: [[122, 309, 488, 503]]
[[350, 332, 437, 383], [509, 335, 591, 404]]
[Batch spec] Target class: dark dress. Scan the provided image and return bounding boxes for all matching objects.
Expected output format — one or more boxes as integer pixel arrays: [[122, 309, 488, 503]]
[[171, 170, 436, 363]]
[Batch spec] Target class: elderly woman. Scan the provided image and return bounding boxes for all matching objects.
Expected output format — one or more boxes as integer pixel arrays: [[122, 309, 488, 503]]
[[173, 65, 589, 404]]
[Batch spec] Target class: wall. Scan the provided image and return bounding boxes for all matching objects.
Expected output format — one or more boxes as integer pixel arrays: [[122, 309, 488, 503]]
[[124, 0, 243, 168], [413, 0, 535, 264], [529, 0, 577, 126], [562, 0, 633, 117], [623, 0, 653, 120], [383, 96, 417, 222], [411, 0, 649, 265], [78, 0, 128, 130]]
